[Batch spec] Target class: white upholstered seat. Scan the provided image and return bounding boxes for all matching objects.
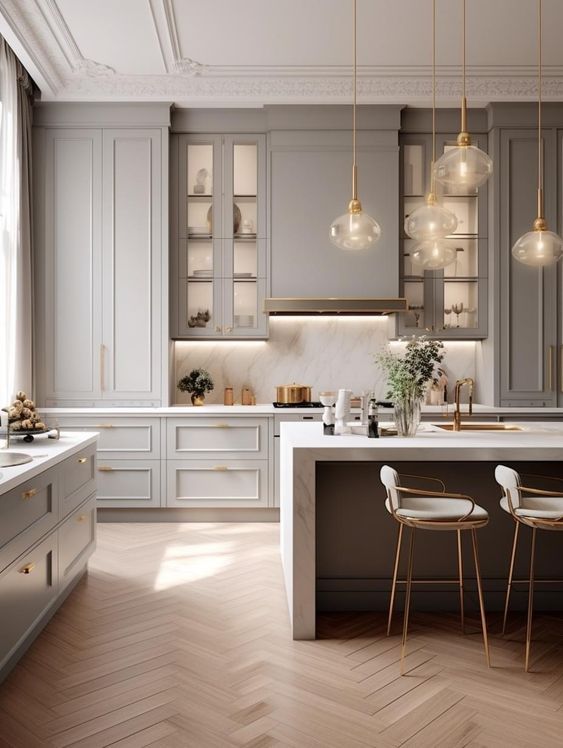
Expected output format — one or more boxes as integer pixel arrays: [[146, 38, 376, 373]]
[[500, 494, 563, 520], [385, 496, 488, 522]]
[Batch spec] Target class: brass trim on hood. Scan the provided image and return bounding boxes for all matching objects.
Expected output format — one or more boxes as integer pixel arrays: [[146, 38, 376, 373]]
[[263, 297, 408, 316]]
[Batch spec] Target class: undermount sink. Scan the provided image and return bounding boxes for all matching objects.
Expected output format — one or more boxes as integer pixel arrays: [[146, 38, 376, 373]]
[[433, 423, 524, 432]]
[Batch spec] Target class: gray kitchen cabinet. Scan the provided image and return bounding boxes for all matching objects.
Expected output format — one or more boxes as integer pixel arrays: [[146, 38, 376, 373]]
[[497, 126, 559, 406], [171, 133, 268, 339], [34, 107, 167, 407], [398, 130, 489, 339]]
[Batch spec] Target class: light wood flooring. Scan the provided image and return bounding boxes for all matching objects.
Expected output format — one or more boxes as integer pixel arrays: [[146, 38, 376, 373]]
[[2, 522, 563, 747]]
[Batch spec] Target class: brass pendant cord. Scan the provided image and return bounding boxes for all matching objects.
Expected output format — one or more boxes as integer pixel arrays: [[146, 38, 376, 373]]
[[459, 0, 468, 139], [430, 0, 437, 195], [352, 0, 358, 202], [537, 0, 543, 220]]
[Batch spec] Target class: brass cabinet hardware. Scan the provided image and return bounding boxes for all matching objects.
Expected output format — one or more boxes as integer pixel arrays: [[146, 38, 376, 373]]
[[98, 465, 114, 472], [100, 344, 105, 391], [547, 346, 554, 391], [94, 424, 114, 429], [76, 514, 87, 522], [78, 457, 88, 464], [22, 488, 37, 500], [19, 562, 35, 575], [212, 465, 229, 471], [214, 423, 230, 428]]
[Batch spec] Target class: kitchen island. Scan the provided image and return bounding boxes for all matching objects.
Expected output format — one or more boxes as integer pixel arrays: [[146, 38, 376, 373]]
[[280, 421, 563, 639]]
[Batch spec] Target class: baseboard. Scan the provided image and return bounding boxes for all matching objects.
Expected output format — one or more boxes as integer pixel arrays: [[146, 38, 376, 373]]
[[97, 508, 280, 523]]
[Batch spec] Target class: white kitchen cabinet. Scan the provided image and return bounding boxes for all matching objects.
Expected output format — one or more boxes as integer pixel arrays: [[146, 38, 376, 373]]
[[48, 416, 161, 460], [58, 495, 96, 589], [166, 417, 269, 460], [166, 460, 269, 508], [96, 460, 161, 508], [34, 120, 165, 406]]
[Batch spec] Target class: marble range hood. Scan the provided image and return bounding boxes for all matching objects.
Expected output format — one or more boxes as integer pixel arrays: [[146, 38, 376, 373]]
[[263, 297, 408, 316]]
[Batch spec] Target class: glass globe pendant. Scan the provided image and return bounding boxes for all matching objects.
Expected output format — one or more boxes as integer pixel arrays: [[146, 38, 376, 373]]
[[404, 192, 458, 242], [512, 0, 563, 268], [433, 0, 492, 194], [410, 239, 458, 270], [329, 0, 380, 251]]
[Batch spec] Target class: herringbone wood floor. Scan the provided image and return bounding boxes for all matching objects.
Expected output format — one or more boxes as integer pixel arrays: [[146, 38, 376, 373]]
[[2, 523, 563, 747]]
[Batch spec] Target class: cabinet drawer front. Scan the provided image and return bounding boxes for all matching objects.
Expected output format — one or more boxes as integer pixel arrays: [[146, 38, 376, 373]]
[[59, 495, 96, 587], [96, 460, 160, 508], [167, 460, 268, 508], [167, 418, 268, 459], [0, 470, 58, 564], [0, 534, 58, 670], [54, 418, 160, 459], [61, 445, 96, 518]]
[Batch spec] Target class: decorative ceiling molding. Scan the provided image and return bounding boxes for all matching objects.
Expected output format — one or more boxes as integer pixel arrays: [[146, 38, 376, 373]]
[[173, 58, 206, 77]]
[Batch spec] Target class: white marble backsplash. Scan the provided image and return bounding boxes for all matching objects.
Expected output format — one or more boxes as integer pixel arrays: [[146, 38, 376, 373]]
[[174, 318, 477, 405]]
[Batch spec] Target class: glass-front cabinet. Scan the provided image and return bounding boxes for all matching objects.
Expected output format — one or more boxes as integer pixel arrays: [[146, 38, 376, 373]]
[[172, 134, 267, 338], [399, 133, 488, 339]]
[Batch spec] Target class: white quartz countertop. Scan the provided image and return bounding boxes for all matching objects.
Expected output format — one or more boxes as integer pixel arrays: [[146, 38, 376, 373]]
[[38, 404, 563, 416], [280, 421, 563, 461], [0, 432, 98, 494]]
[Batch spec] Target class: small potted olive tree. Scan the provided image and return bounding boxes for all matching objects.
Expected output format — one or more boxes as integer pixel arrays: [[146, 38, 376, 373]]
[[178, 368, 214, 406]]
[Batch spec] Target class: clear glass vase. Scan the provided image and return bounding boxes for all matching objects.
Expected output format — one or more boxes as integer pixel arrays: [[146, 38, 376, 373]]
[[394, 393, 422, 437]]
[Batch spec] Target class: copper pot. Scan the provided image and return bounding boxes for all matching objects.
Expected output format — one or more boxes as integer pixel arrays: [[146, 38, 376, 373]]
[[275, 384, 312, 404]]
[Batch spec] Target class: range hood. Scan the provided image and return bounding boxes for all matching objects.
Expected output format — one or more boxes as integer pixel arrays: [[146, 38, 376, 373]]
[[263, 297, 408, 316]]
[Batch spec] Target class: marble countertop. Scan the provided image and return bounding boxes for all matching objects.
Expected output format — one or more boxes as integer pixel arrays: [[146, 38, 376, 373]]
[[280, 420, 563, 461], [0, 432, 98, 494], [37, 404, 563, 416]]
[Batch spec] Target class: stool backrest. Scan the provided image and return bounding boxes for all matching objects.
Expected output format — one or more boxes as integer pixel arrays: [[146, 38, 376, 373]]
[[495, 464, 522, 509], [380, 465, 401, 511]]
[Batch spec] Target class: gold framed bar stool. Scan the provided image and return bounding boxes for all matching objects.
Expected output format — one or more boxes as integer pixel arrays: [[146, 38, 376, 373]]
[[495, 465, 563, 672], [380, 465, 491, 674]]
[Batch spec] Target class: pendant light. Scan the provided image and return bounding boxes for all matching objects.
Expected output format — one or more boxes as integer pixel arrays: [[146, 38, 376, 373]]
[[512, 0, 563, 267], [433, 0, 492, 193], [407, 0, 458, 270], [329, 0, 380, 250]]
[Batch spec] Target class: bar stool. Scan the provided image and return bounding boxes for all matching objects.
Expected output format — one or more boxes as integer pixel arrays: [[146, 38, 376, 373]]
[[380, 465, 490, 674], [495, 465, 563, 672]]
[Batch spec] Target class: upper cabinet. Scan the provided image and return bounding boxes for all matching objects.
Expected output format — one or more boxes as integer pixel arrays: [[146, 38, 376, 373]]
[[398, 127, 489, 339], [33, 104, 169, 406], [170, 133, 268, 339]]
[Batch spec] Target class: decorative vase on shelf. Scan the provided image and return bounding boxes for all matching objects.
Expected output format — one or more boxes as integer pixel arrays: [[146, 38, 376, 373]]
[[191, 393, 205, 406], [393, 391, 422, 437]]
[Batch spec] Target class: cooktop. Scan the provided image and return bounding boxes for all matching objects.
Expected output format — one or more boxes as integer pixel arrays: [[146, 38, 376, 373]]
[[272, 402, 323, 408]]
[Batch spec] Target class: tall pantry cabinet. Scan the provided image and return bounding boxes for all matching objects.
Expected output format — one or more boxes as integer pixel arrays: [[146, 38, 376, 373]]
[[33, 104, 170, 406]]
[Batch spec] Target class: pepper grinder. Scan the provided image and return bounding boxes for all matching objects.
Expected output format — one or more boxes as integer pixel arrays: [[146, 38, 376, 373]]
[[319, 391, 336, 435]]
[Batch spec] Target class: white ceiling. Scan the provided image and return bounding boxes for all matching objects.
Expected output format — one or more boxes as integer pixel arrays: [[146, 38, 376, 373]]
[[1, 0, 563, 106]]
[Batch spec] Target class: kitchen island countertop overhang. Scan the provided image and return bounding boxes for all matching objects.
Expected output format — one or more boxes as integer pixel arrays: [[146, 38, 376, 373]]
[[279, 421, 563, 639]]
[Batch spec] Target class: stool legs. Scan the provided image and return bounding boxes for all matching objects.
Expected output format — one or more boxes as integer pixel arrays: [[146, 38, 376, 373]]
[[387, 524, 403, 636], [525, 527, 537, 673], [471, 529, 491, 668], [457, 529, 465, 634], [502, 523, 520, 635], [400, 528, 416, 675]]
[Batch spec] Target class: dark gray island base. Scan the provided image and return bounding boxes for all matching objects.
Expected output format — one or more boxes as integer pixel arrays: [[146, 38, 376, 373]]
[[317, 460, 563, 613]]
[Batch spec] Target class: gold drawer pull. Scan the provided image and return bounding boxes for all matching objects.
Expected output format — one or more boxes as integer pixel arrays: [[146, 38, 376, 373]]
[[78, 457, 88, 464], [212, 465, 229, 471], [76, 514, 87, 523], [214, 423, 231, 428], [21, 488, 37, 501], [94, 424, 114, 429], [98, 465, 114, 472], [19, 563, 35, 575]]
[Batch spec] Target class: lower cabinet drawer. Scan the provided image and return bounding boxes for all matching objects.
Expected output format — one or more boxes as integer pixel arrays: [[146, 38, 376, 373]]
[[58, 495, 96, 589], [96, 460, 161, 508], [54, 417, 161, 459], [0, 533, 58, 670], [166, 460, 269, 508], [61, 445, 96, 518], [0, 469, 58, 569]]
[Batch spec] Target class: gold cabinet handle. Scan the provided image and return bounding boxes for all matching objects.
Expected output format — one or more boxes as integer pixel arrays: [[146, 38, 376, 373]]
[[214, 423, 230, 428], [212, 465, 229, 471], [98, 465, 114, 472], [78, 457, 88, 464], [21, 488, 37, 501], [76, 514, 87, 523], [547, 346, 555, 391], [100, 344, 105, 391], [94, 424, 114, 429], [19, 563, 35, 575]]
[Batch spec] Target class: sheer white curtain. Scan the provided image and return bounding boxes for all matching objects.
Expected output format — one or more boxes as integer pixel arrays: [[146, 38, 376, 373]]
[[0, 37, 33, 405]]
